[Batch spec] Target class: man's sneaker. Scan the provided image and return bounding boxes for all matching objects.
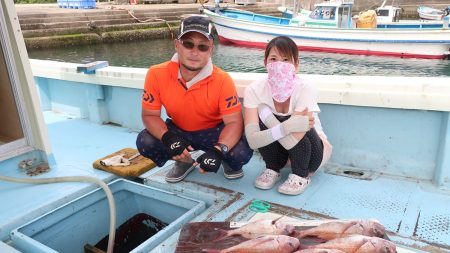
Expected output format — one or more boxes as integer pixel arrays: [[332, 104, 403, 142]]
[[255, 169, 281, 190], [277, 174, 310, 195], [223, 163, 244, 179], [165, 161, 195, 183]]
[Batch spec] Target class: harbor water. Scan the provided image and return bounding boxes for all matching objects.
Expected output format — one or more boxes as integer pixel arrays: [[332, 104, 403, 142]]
[[28, 38, 450, 76]]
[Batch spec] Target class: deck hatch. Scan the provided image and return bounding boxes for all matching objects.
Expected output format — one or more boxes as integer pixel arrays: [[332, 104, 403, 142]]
[[10, 179, 206, 253], [324, 164, 377, 180]]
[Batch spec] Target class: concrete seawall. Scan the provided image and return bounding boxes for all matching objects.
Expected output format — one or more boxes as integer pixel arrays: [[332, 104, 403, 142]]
[[16, 2, 282, 50]]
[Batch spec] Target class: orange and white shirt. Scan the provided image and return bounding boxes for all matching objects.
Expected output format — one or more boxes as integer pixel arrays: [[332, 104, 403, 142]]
[[142, 54, 241, 131]]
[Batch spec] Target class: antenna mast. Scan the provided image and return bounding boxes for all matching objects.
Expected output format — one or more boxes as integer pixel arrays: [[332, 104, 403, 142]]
[[293, 0, 301, 18]]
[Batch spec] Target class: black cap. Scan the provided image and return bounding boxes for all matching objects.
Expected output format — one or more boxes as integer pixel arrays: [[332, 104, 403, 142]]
[[178, 15, 213, 40]]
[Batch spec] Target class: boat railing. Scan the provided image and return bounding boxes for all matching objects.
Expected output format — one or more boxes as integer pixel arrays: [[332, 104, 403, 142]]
[[30, 59, 450, 113], [29, 59, 450, 190]]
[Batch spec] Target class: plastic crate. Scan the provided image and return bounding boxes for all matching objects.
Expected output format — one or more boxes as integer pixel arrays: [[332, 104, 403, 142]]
[[57, 0, 70, 8], [58, 0, 96, 9]]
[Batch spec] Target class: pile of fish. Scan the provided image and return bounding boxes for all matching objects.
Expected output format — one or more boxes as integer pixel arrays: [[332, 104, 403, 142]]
[[203, 218, 397, 253]]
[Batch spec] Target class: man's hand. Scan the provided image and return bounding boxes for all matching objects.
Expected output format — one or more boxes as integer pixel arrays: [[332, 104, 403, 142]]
[[195, 147, 224, 173], [161, 131, 191, 157]]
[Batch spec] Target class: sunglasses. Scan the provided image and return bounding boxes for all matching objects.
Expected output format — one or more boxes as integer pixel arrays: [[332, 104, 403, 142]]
[[179, 40, 211, 52]]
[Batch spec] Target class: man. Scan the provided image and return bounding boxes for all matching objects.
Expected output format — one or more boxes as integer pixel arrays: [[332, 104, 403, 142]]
[[136, 16, 253, 183]]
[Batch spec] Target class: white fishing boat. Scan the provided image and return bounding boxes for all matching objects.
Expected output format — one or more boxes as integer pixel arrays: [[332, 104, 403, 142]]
[[203, 7, 450, 59], [277, 5, 311, 19], [376, 5, 446, 29], [279, 1, 447, 29], [417, 5, 450, 21]]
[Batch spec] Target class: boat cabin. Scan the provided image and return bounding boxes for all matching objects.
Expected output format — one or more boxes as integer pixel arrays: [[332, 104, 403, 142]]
[[292, 0, 354, 28], [376, 5, 402, 23]]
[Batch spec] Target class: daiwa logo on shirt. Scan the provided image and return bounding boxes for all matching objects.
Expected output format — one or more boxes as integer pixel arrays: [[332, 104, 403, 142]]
[[142, 90, 154, 103], [225, 95, 239, 108]]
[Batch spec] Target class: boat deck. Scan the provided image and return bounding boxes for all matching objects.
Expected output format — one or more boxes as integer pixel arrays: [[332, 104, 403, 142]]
[[1, 111, 450, 252]]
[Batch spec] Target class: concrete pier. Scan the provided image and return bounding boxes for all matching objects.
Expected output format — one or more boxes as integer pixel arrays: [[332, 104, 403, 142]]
[[15, 2, 281, 49]]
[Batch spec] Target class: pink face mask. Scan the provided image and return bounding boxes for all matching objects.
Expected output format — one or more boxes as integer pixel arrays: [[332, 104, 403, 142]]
[[266, 61, 297, 103]]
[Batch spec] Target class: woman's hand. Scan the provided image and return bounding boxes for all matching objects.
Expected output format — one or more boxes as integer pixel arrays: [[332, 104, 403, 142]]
[[294, 108, 315, 129]]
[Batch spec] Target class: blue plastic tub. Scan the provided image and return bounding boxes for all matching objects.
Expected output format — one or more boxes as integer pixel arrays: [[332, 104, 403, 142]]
[[58, 0, 95, 9], [10, 179, 206, 253], [57, 0, 69, 8]]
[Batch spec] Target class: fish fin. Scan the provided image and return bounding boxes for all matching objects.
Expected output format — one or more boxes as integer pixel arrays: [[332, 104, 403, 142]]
[[354, 238, 371, 252], [272, 216, 283, 225], [271, 210, 295, 225], [212, 228, 231, 242], [341, 221, 360, 236], [272, 211, 292, 224]]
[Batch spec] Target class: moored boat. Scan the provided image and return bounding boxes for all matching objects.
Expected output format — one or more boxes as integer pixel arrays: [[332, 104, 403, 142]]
[[376, 5, 445, 29], [417, 5, 450, 21], [277, 5, 311, 19], [279, 1, 448, 29], [203, 8, 450, 59]]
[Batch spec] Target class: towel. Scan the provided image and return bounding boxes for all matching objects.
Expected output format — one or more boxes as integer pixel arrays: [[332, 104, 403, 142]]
[[93, 149, 154, 177], [100, 154, 131, 167]]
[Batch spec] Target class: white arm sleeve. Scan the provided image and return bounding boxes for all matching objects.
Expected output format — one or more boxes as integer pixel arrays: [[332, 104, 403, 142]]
[[245, 123, 289, 149], [258, 104, 303, 150]]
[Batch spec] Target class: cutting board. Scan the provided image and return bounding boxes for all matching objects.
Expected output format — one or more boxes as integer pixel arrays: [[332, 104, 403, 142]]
[[92, 148, 156, 177]]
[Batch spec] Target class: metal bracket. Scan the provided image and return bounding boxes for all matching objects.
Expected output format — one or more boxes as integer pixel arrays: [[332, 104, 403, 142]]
[[77, 61, 109, 74]]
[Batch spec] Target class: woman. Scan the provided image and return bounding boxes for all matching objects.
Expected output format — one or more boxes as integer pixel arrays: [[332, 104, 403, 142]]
[[243, 36, 332, 195]]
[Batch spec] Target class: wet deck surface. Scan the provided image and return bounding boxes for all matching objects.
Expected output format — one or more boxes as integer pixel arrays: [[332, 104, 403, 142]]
[[1, 112, 450, 252]]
